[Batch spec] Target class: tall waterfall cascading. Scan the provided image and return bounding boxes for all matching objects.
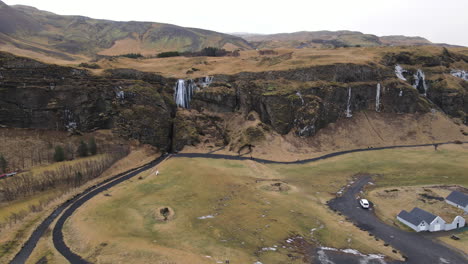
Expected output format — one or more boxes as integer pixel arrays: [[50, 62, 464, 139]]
[[345, 87, 352, 118], [174, 79, 196, 108], [451, 70, 468, 81], [375, 83, 381, 112], [395, 65, 407, 81], [413, 70, 428, 96], [296, 91, 305, 105]]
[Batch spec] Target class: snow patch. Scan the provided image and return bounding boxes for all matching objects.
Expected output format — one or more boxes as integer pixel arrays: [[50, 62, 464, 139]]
[[197, 215, 215, 220]]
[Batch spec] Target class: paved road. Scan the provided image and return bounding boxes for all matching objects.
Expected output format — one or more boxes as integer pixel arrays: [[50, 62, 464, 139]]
[[176, 141, 466, 164], [9, 141, 466, 264], [10, 155, 168, 264], [328, 176, 468, 264]]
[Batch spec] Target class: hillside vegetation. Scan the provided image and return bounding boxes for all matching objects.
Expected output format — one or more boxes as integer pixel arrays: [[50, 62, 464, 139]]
[[0, 1, 251, 60]]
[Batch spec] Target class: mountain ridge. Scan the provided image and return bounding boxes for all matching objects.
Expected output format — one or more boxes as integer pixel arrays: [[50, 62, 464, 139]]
[[0, 1, 252, 59]]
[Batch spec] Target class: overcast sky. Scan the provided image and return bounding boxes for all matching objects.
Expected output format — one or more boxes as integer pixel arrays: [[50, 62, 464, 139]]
[[4, 0, 468, 46]]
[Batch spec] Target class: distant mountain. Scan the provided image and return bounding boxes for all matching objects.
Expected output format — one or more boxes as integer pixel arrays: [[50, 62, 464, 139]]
[[234, 31, 454, 49], [0, 1, 252, 60]]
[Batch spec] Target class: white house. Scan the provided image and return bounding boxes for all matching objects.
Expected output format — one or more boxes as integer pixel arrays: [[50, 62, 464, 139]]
[[397, 207, 465, 232], [445, 191, 468, 213]]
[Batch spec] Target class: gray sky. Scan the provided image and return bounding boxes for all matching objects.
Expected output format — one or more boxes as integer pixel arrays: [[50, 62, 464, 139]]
[[4, 0, 468, 46]]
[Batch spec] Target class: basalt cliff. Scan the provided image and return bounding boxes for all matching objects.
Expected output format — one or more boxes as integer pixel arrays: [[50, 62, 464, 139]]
[[0, 49, 467, 153]]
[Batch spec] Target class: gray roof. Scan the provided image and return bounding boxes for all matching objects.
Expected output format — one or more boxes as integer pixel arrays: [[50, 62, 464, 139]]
[[410, 207, 438, 223], [446, 191, 468, 207], [398, 207, 438, 226]]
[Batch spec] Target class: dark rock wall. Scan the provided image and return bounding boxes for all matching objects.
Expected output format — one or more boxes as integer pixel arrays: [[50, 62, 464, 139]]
[[1, 51, 465, 152]]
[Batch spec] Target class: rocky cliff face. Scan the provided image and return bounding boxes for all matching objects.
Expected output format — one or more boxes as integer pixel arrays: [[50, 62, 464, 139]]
[[1, 50, 466, 152], [0, 52, 173, 150]]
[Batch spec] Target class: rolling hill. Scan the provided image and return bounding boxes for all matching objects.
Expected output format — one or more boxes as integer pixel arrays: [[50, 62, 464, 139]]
[[235, 30, 458, 49], [0, 0, 252, 60]]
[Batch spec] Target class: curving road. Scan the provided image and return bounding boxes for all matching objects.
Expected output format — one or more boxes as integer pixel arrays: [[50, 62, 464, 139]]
[[10, 155, 169, 264], [9, 141, 466, 264], [328, 176, 467, 264]]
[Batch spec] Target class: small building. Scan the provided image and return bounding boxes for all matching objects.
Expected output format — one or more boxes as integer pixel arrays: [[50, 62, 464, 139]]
[[397, 207, 445, 232], [445, 191, 468, 213], [397, 207, 465, 232]]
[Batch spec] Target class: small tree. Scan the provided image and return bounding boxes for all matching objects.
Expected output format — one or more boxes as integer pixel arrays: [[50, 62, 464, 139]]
[[74, 171, 83, 187], [53, 146, 65, 162], [0, 154, 7, 173], [77, 140, 88, 157], [88, 137, 97, 156]]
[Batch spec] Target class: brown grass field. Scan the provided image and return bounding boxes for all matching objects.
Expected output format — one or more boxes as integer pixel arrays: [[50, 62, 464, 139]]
[[3, 44, 468, 79], [54, 144, 468, 264]]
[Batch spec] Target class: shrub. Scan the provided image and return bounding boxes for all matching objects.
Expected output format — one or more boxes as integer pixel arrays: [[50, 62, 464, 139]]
[[88, 137, 97, 155], [78, 63, 101, 69], [53, 146, 65, 162], [119, 53, 143, 59], [157, 51, 180, 58], [77, 141, 88, 157], [0, 154, 7, 173]]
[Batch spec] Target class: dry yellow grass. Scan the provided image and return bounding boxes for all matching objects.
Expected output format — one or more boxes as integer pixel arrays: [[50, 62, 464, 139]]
[[184, 111, 467, 162], [0, 145, 158, 264], [93, 45, 468, 78]]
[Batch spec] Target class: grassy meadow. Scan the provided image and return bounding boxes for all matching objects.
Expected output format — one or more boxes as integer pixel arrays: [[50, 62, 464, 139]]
[[63, 144, 468, 264]]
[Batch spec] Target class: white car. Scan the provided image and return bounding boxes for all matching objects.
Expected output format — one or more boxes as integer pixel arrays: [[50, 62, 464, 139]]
[[359, 199, 370, 209]]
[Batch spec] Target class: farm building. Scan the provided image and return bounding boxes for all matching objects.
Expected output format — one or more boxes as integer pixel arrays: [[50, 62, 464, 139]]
[[445, 191, 468, 213], [397, 207, 465, 232]]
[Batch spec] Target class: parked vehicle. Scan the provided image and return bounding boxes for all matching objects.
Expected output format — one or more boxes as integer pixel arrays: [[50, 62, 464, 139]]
[[359, 199, 370, 209], [0, 172, 18, 180]]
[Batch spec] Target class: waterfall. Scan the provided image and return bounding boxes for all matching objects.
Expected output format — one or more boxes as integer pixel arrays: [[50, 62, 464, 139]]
[[399, 90, 403, 97], [296, 91, 305, 105], [413, 69, 428, 96], [451, 70, 468, 81], [174, 79, 196, 108], [115, 86, 125, 99], [200, 76, 214, 87], [345, 87, 352, 118], [64, 109, 77, 131], [375, 83, 381, 112], [395, 65, 407, 81]]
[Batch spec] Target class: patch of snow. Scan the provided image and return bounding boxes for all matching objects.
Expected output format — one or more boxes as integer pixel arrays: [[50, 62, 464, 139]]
[[262, 247, 277, 251], [197, 215, 215, 220], [320, 247, 385, 262]]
